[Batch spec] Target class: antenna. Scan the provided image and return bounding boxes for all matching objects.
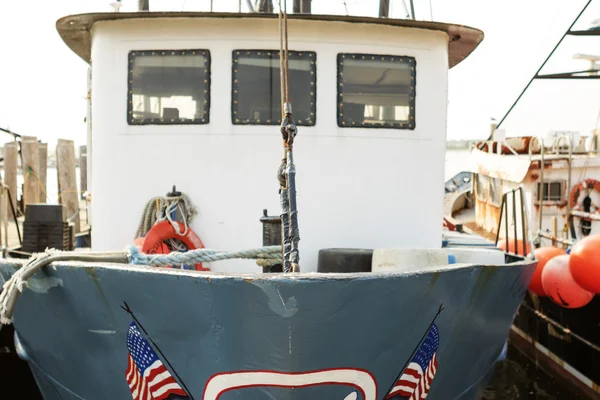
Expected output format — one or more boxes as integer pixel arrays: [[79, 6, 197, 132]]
[[379, 0, 390, 17], [138, 0, 149, 11]]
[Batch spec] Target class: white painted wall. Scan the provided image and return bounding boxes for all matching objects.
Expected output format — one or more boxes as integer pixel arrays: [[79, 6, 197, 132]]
[[89, 17, 450, 272], [527, 163, 600, 244]]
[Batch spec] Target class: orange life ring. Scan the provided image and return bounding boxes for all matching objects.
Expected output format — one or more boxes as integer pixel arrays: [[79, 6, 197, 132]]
[[569, 179, 600, 212], [141, 220, 208, 271]]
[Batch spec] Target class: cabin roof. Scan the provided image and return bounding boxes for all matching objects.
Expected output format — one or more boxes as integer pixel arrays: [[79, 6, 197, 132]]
[[56, 12, 483, 68]]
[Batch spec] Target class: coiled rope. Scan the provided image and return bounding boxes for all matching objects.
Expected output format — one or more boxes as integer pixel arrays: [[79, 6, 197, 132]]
[[0, 245, 282, 325]]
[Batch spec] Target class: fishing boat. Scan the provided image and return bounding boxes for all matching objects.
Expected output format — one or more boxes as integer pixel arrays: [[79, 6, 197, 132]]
[[445, 2, 600, 398], [0, 2, 537, 399]]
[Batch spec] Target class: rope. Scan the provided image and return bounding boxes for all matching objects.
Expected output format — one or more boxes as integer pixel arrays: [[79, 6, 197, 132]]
[[134, 194, 196, 239], [24, 168, 48, 201], [128, 245, 283, 267], [276, 0, 300, 273], [0, 245, 283, 325]]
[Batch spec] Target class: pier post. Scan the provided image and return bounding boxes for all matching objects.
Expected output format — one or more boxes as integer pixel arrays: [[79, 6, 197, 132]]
[[79, 145, 87, 199], [3, 142, 18, 220], [57, 139, 81, 233], [38, 143, 48, 203], [21, 137, 40, 208]]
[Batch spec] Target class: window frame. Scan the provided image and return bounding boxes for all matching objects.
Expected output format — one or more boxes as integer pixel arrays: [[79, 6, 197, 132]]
[[336, 53, 416, 129], [535, 180, 566, 205], [127, 49, 211, 126], [231, 50, 317, 126]]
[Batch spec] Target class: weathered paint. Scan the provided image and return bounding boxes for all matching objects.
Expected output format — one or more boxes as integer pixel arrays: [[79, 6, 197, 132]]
[[0, 258, 535, 400]]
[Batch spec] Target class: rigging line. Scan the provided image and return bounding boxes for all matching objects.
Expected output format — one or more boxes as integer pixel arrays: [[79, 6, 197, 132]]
[[495, 0, 593, 130], [400, 0, 410, 19], [429, 0, 433, 21], [0, 127, 21, 138], [343, 0, 349, 16], [278, 0, 286, 117], [284, 0, 290, 103]]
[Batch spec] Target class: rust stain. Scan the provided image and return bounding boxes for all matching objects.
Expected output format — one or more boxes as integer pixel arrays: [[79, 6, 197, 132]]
[[244, 278, 254, 283]]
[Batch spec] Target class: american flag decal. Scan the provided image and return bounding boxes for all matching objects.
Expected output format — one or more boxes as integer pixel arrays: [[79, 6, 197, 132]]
[[126, 321, 188, 400], [386, 324, 440, 400]]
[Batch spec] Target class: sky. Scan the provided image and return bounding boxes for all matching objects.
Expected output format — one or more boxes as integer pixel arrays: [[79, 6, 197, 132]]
[[0, 0, 599, 148]]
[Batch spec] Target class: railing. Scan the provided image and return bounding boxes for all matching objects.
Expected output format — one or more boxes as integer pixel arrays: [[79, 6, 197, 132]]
[[528, 137, 545, 233], [495, 187, 535, 257]]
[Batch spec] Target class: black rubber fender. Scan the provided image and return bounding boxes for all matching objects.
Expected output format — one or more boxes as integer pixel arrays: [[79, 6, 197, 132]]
[[317, 248, 373, 273]]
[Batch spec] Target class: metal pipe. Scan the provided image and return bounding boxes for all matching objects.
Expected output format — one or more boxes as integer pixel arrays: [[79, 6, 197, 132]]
[[520, 188, 528, 254], [409, 0, 416, 19], [379, 0, 390, 17], [512, 189, 518, 255], [570, 210, 600, 221], [293, 0, 311, 13], [537, 231, 576, 246], [504, 195, 509, 249], [521, 186, 537, 258], [554, 134, 573, 238], [529, 137, 545, 232], [495, 193, 505, 246], [138, 0, 149, 11], [0, 127, 21, 138]]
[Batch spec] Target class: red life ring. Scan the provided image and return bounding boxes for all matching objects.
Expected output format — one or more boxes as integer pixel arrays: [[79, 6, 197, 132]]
[[141, 220, 208, 271], [569, 179, 600, 211]]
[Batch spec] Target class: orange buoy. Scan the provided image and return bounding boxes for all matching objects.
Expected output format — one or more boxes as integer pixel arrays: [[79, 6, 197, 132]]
[[528, 247, 567, 296], [496, 238, 531, 256], [541, 255, 594, 308], [569, 234, 600, 294]]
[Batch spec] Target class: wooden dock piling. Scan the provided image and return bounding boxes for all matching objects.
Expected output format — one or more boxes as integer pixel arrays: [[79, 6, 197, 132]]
[[38, 143, 48, 203], [79, 145, 87, 198], [57, 139, 80, 233], [3, 142, 18, 220], [21, 138, 40, 208]]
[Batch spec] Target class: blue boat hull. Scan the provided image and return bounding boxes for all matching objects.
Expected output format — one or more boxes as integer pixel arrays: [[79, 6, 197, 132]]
[[0, 259, 535, 399]]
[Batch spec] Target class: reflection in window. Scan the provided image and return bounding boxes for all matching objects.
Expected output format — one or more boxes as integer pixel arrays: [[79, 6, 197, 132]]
[[337, 53, 415, 129], [476, 174, 488, 201], [128, 50, 210, 125], [232, 50, 316, 126]]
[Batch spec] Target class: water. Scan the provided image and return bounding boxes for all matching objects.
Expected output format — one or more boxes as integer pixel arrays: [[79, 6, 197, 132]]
[[483, 342, 587, 399]]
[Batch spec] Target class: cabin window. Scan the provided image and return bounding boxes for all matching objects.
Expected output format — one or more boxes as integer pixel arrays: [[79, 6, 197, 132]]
[[232, 50, 316, 125], [337, 53, 416, 129], [128, 50, 210, 125], [536, 181, 564, 203], [476, 174, 488, 201], [489, 177, 503, 206]]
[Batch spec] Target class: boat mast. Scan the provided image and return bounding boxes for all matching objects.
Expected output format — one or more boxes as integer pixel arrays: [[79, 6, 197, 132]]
[[293, 0, 311, 14], [380, 0, 415, 19], [257, 0, 274, 13], [138, 0, 149, 11]]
